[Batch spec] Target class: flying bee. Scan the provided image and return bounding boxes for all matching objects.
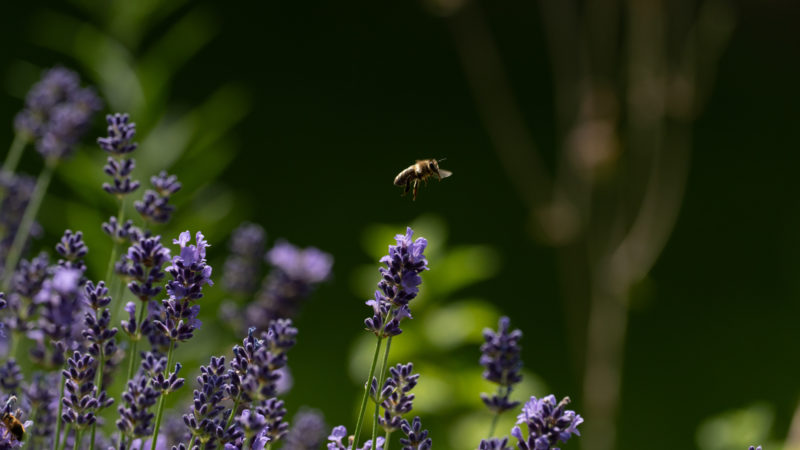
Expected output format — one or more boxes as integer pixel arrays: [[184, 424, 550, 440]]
[[394, 158, 452, 201], [1, 397, 25, 442]]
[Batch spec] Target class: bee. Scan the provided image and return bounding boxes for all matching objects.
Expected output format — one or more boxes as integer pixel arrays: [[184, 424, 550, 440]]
[[1, 397, 25, 442], [393, 158, 452, 201]]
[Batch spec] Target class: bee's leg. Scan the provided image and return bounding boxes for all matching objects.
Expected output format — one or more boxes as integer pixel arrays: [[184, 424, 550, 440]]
[[412, 179, 419, 201], [402, 180, 411, 197]]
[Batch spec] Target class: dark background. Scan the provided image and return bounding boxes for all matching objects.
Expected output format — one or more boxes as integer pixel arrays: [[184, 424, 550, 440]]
[[1, 0, 799, 449]]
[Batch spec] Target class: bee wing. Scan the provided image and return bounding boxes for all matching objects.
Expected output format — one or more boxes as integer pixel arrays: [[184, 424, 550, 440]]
[[438, 169, 453, 179]]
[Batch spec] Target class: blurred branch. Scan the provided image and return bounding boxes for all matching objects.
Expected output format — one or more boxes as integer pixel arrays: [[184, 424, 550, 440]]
[[446, 1, 553, 213]]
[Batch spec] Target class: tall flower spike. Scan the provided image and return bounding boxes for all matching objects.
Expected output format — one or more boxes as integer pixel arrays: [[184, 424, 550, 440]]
[[480, 316, 523, 414], [116, 363, 163, 439], [182, 355, 229, 447], [364, 227, 428, 338], [511, 395, 583, 450], [0, 359, 22, 394], [61, 351, 113, 430], [246, 240, 333, 327], [30, 266, 85, 368], [228, 321, 298, 404], [98, 113, 140, 196], [165, 231, 213, 301]]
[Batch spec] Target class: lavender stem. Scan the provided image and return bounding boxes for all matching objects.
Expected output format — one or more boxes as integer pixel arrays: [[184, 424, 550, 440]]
[[52, 372, 66, 450], [353, 336, 384, 449], [372, 336, 393, 449], [126, 300, 148, 382], [2, 133, 27, 174], [2, 159, 55, 290], [150, 340, 175, 450], [487, 385, 504, 438]]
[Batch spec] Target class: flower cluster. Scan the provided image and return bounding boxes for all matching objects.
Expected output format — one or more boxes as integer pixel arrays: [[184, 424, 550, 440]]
[[117, 367, 162, 441], [14, 66, 102, 161], [30, 266, 86, 368], [152, 231, 213, 345], [99, 113, 140, 196], [511, 395, 583, 450], [479, 437, 513, 450], [373, 362, 419, 433], [480, 316, 523, 414], [283, 409, 327, 450], [364, 227, 428, 338], [245, 240, 333, 327], [61, 351, 113, 429], [55, 229, 88, 273], [135, 171, 181, 224], [123, 235, 171, 303], [181, 356, 230, 446], [399, 417, 431, 450], [222, 222, 266, 296]]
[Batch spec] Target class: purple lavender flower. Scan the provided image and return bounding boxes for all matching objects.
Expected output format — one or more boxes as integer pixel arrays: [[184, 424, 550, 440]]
[[165, 231, 213, 301], [480, 317, 523, 414], [244, 240, 332, 327], [135, 172, 181, 224], [0, 359, 22, 394], [283, 409, 327, 450], [0, 395, 32, 449], [222, 223, 266, 296], [327, 425, 384, 450], [24, 372, 59, 445], [511, 395, 583, 450], [11, 252, 49, 299], [228, 321, 297, 404], [61, 351, 113, 430], [98, 113, 138, 155], [102, 217, 142, 245], [99, 113, 141, 196], [259, 397, 288, 443], [399, 417, 431, 450], [55, 229, 88, 272], [372, 363, 419, 433], [479, 437, 513, 450], [14, 67, 83, 140], [124, 235, 171, 302], [150, 171, 181, 197], [82, 280, 119, 385], [364, 227, 428, 338], [236, 408, 269, 446], [749, 447, 762, 450], [117, 364, 163, 439], [30, 266, 85, 368], [181, 356, 229, 446], [21, 69, 103, 161]]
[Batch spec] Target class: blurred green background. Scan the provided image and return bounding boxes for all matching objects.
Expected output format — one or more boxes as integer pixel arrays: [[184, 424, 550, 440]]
[[1, 0, 800, 449]]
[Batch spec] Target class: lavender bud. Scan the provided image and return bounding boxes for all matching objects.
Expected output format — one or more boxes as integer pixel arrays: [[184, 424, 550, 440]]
[[478, 438, 512, 450], [399, 417, 431, 450], [326, 425, 384, 450]]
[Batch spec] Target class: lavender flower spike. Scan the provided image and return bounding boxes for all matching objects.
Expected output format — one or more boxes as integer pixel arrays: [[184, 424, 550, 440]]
[[511, 395, 583, 450], [166, 231, 213, 301], [480, 316, 523, 414], [364, 227, 428, 338], [478, 438, 513, 450], [399, 417, 431, 450]]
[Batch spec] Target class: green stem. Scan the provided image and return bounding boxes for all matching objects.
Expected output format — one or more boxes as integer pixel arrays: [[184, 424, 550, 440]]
[[126, 301, 148, 381], [2, 134, 27, 175], [89, 330, 106, 450], [384, 429, 392, 450], [9, 332, 20, 361], [2, 160, 55, 290], [372, 337, 393, 448], [225, 393, 243, 430], [107, 199, 127, 323], [52, 374, 66, 450], [353, 336, 384, 449], [57, 424, 71, 450], [487, 385, 506, 438], [264, 442, 272, 450], [74, 429, 84, 450], [188, 436, 196, 449], [150, 340, 175, 450]]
